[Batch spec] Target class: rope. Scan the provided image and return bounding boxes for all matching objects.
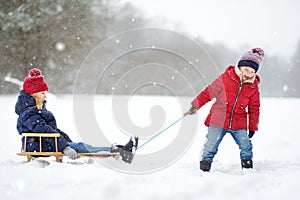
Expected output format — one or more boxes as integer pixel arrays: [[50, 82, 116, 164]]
[[136, 112, 190, 150]]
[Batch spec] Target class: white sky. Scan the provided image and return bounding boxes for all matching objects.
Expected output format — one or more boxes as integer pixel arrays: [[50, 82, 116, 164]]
[[129, 0, 300, 58]]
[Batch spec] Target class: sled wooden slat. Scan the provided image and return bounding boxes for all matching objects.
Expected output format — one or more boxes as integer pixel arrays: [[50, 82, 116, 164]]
[[21, 133, 61, 137], [17, 133, 120, 162]]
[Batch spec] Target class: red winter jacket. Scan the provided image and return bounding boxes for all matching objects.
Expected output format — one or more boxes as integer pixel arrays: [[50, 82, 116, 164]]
[[191, 66, 260, 131]]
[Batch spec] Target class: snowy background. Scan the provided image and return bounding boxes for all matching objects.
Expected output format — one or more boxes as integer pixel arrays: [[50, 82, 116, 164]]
[[1, 0, 300, 199], [1, 95, 300, 200], [130, 0, 300, 58], [1, 0, 300, 97]]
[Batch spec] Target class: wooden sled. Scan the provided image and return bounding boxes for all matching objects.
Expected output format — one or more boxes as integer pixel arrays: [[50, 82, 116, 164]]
[[17, 133, 120, 163]]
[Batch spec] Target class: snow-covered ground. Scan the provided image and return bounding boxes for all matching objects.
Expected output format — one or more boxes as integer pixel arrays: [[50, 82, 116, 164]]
[[1, 94, 300, 200]]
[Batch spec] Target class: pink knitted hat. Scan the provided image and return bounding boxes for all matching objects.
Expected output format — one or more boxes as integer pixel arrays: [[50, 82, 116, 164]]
[[238, 48, 265, 72]]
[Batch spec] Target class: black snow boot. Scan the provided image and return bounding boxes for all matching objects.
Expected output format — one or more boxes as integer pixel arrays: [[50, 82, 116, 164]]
[[200, 161, 211, 172], [115, 136, 139, 152], [241, 159, 253, 169], [110, 137, 139, 164]]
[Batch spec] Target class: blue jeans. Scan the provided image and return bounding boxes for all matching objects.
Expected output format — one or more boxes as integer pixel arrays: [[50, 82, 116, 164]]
[[201, 126, 253, 163], [68, 142, 111, 153]]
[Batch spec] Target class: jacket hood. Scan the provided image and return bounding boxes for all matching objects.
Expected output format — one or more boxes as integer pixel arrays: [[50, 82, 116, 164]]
[[15, 90, 36, 115]]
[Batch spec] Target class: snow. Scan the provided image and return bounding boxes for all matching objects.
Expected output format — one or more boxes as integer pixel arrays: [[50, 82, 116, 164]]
[[1, 94, 300, 200], [55, 42, 66, 51]]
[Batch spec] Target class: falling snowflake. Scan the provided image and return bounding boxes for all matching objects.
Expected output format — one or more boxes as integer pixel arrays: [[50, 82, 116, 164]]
[[55, 42, 66, 51], [283, 85, 289, 92]]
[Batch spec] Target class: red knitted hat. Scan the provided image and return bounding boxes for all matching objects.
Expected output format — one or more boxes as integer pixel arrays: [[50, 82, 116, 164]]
[[23, 68, 48, 94]]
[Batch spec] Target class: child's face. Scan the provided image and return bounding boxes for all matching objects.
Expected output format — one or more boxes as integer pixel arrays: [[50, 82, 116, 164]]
[[31, 91, 47, 102], [239, 66, 256, 81]]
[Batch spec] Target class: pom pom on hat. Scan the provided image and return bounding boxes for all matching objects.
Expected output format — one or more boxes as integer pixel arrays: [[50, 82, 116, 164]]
[[238, 48, 264, 73], [29, 68, 42, 77], [23, 68, 48, 94]]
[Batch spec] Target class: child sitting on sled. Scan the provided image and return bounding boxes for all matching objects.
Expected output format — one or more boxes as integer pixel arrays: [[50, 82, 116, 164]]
[[15, 68, 138, 163]]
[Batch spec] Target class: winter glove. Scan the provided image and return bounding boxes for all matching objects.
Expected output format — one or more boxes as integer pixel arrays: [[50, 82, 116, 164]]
[[189, 106, 197, 115], [248, 130, 255, 138], [63, 146, 78, 160]]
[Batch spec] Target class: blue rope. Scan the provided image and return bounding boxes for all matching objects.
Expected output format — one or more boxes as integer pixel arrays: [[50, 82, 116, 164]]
[[136, 114, 187, 150]]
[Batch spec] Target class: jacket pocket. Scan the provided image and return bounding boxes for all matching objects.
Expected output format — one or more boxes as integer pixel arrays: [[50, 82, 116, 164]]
[[216, 101, 228, 104], [212, 101, 228, 111], [235, 104, 248, 114]]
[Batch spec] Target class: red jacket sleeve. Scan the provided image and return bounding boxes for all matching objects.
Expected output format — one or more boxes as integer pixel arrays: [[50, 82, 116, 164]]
[[248, 89, 260, 131], [191, 74, 224, 109]]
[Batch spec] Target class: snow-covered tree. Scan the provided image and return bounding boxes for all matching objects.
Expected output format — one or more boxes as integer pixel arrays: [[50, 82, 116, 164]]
[[0, 0, 120, 93]]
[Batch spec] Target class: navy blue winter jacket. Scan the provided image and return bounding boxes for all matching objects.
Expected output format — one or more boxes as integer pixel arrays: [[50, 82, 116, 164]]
[[15, 90, 72, 152]]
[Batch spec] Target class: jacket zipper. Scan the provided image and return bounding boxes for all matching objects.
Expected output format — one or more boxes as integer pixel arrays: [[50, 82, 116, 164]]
[[229, 80, 242, 129]]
